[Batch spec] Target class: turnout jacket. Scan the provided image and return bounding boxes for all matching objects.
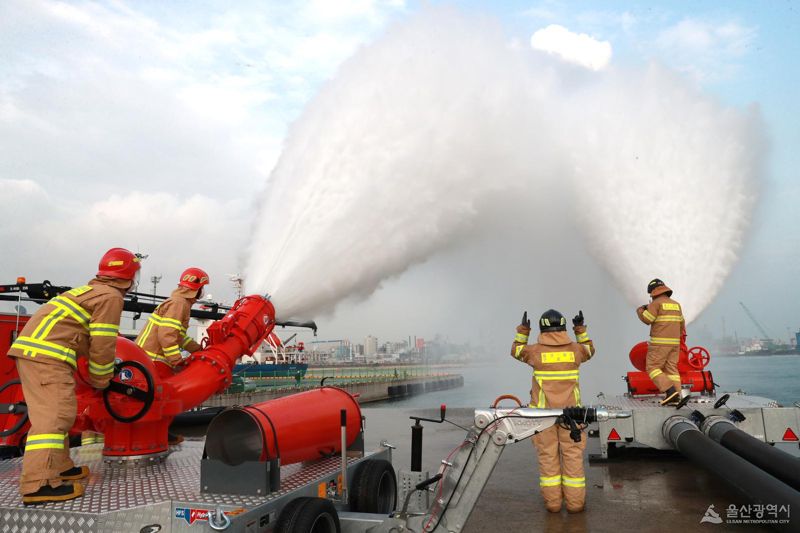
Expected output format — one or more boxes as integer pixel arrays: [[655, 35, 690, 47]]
[[511, 325, 595, 408], [8, 277, 128, 385], [636, 294, 686, 346], [135, 287, 202, 366]]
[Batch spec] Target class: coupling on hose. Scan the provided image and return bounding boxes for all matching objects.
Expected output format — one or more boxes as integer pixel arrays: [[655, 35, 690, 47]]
[[662, 415, 700, 448], [700, 415, 736, 441]]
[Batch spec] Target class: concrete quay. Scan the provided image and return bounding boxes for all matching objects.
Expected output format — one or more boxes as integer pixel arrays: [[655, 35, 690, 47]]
[[201, 374, 464, 407]]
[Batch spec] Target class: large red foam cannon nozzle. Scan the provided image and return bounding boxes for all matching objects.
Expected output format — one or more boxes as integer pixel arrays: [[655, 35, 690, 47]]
[[75, 295, 277, 462]]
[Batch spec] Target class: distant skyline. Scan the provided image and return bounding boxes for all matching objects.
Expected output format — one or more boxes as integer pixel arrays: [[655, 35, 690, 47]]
[[1, 0, 797, 346]]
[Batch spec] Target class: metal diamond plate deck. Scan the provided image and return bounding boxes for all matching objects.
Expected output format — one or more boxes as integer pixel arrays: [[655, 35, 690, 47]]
[[0, 439, 364, 531], [596, 391, 780, 411]]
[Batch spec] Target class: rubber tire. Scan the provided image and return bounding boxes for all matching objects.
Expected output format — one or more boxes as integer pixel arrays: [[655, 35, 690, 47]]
[[350, 459, 397, 514], [274, 497, 340, 533]]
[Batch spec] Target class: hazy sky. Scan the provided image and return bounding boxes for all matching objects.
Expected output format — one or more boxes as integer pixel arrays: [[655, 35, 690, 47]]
[[1, 0, 797, 356]]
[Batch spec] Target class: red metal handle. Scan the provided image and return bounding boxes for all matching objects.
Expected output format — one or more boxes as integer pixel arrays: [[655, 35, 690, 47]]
[[491, 394, 523, 408]]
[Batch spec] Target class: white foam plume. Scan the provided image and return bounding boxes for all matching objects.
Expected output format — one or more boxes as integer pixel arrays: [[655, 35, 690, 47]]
[[244, 10, 763, 323]]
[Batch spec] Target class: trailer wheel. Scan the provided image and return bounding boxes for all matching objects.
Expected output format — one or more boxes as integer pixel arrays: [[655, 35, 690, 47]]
[[275, 497, 340, 533], [350, 459, 397, 514]]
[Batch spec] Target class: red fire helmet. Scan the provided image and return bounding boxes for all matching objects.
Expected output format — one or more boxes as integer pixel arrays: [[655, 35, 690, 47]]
[[97, 248, 142, 280], [179, 267, 210, 291]]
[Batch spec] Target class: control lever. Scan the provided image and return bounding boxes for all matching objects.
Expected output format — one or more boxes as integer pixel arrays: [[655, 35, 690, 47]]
[[400, 473, 444, 515], [415, 473, 443, 491]]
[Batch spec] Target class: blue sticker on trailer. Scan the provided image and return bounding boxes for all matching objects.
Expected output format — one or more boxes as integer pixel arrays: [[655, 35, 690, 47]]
[[175, 507, 209, 525]]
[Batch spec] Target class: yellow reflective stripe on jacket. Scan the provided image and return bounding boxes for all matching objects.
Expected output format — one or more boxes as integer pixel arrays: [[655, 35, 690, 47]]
[[11, 336, 78, 367], [514, 333, 529, 343], [163, 345, 181, 356], [540, 475, 562, 487], [181, 335, 194, 349], [146, 350, 169, 362], [50, 295, 91, 326], [25, 433, 66, 451], [534, 370, 580, 380], [574, 387, 581, 407], [650, 337, 680, 345], [67, 285, 93, 297], [668, 374, 681, 382], [654, 315, 683, 322], [136, 321, 155, 347], [150, 313, 183, 330], [576, 331, 589, 343], [562, 476, 585, 488], [90, 323, 119, 337], [661, 303, 681, 311], [541, 351, 575, 364], [529, 386, 547, 408], [514, 345, 525, 359], [30, 308, 67, 339], [649, 369, 663, 379], [89, 359, 115, 375], [642, 310, 656, 323]]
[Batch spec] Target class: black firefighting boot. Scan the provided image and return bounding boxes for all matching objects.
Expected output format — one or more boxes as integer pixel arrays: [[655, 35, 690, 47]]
[[23, 483, 84, 505], [60, 465, 90, 480], [660, 386, 680, 406]]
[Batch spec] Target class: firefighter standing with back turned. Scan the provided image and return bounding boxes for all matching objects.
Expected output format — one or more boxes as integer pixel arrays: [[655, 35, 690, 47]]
[[135, 268, 209, 444], [636, 278, 686, 406], [511, 309, 596, 514], [7, 248, 141, 504]]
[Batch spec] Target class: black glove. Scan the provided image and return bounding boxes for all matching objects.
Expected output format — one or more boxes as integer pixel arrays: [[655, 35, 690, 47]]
[[572, 310, 584, 327], [521, 311, 530, 329]]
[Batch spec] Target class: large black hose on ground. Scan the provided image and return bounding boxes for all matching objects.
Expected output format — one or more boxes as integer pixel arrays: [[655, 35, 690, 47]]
[[664, 417, 800, 510], [171, 406, 225, 426], [702, 416, 800, 491]]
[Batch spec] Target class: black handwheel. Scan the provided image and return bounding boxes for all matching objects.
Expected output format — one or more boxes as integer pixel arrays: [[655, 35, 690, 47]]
[[0, 380, 29, 437], [350, 459, 398, 514], [102, 360, 155, 423], [274, 497, 340, 533], [714, 393, 730, 409], [675, 394, 692, 410]]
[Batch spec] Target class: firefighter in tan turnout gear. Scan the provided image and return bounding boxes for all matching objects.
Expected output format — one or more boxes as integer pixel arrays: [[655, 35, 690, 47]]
[[637, 278, 686, 405], [511, 309, 595, 514], [135, 268, 209, 444], [8, 248, 141, 504]]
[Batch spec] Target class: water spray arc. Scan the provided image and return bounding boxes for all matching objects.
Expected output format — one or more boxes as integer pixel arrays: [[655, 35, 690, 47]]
[[244, 10, 763, 323]]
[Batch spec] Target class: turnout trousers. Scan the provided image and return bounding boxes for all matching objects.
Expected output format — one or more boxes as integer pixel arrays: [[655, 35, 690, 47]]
[[645, 344, 681, 393], [532, 424, 587, 512], [16, 358, 77, 495]]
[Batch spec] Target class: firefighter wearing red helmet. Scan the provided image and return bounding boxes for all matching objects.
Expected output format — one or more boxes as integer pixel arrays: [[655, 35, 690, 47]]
[[8, 248, 140, 504], [511, 309, 596, 514], [135, 267, 209, 370], [637, 278, 686, 406]]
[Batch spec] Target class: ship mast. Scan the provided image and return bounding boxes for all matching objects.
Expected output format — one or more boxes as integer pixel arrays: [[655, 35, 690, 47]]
[[229, 274, 245, 300]]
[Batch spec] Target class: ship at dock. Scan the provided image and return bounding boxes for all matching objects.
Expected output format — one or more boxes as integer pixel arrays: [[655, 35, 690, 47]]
[[234, 331, 309, 379]]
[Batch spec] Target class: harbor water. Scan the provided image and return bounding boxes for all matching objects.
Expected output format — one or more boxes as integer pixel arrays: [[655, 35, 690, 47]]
[[379, 354, 800, 408]]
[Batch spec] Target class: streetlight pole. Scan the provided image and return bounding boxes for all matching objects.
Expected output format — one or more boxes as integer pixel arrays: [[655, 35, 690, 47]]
[[151, 275, 162, 303]]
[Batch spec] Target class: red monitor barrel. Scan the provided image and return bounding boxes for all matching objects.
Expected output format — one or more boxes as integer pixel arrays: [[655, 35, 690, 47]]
[[205, 387, 362, 466]]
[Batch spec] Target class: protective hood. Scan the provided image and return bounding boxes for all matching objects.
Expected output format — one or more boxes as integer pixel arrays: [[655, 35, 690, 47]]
[[171, 286, 199, 302], [537, 331, 572, 347], [92, 276, 133, 295]]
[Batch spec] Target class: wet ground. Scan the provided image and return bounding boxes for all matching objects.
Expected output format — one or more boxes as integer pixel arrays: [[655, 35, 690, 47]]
[[360, 407, 783, 533]]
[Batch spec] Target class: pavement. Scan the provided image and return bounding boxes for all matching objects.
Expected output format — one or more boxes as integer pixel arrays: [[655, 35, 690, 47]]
[[361, 407, 782, 533]]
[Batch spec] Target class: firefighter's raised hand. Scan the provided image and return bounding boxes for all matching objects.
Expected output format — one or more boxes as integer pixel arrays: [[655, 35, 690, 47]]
[[521, 311, 530, 328], [572, 310, 584, 327]]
